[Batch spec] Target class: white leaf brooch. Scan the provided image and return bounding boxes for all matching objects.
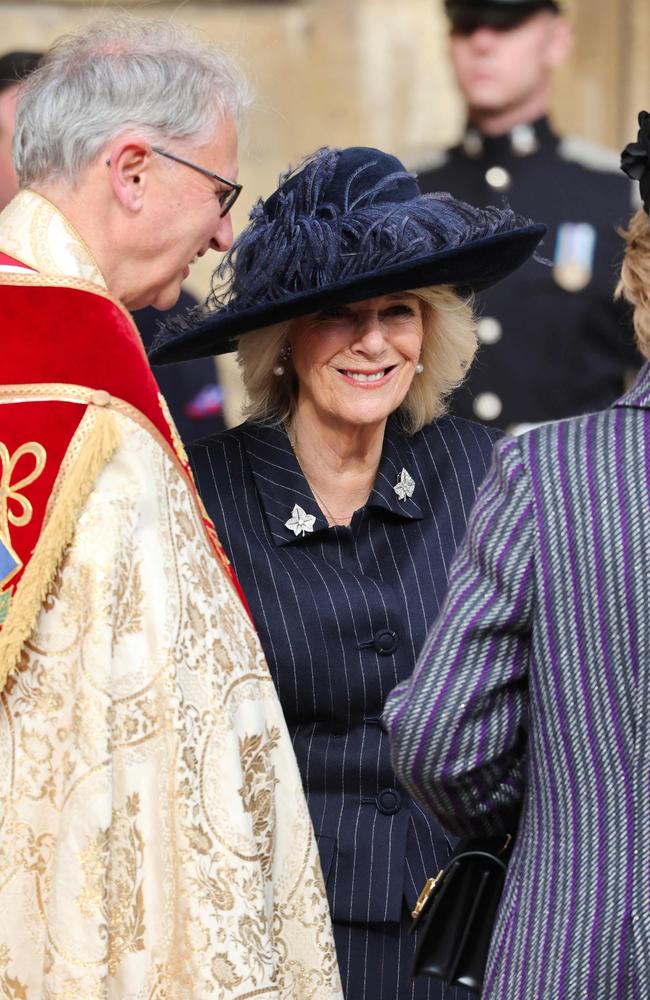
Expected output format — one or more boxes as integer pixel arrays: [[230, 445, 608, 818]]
[[394, 468, 415, 501], [285, 504, 316, 537]]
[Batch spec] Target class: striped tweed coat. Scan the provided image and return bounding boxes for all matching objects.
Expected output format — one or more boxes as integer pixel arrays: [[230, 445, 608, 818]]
[[190, 414, 499, 999], [384, 367, 650, 1000]]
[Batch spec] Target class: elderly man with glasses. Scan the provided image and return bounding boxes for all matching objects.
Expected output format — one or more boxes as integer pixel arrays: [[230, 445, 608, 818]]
[[0, 14, 342, 998]]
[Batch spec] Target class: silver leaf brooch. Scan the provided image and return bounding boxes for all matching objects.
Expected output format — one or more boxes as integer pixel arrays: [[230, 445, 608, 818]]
[[285, 504, 316, 537], [394, 468, 415, 501]]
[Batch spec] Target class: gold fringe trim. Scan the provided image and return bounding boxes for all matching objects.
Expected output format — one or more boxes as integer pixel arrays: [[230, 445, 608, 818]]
[[0, 406, 121, 688]]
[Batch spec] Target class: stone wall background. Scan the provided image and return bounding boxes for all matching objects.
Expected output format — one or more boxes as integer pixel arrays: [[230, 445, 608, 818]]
[[2, 0, 648, 422]]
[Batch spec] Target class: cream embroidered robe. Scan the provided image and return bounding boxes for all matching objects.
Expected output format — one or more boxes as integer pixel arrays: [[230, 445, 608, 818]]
[[0, 191, 342, 999]]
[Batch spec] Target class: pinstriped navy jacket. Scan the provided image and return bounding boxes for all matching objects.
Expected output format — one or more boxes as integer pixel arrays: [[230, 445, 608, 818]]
[[190, 414, 498, 925], [385, 365, 650, 999]]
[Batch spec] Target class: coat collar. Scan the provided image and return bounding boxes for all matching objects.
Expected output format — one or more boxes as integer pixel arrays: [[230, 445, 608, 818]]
[[614, 361, 650, 410], [240, 417, 423, 547]]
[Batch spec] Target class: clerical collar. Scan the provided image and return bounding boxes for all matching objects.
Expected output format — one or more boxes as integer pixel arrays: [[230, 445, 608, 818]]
[[461, 116, 558, 160]]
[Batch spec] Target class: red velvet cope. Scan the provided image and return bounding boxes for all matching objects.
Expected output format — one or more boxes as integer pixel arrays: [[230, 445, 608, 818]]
[[0, 279, 252, 621], [1, 283, 170, 441]]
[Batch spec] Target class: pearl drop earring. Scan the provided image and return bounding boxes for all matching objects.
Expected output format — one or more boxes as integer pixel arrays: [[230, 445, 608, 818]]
[[273, 342, 292, 377], [415, 361, 424, 374]]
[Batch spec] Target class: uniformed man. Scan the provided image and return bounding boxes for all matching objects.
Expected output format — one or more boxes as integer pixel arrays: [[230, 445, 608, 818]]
[[0, 48, 225, 444], [418, 0, 638, 431]]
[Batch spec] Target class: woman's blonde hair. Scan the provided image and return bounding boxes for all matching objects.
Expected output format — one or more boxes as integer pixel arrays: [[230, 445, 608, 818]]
[[616, 207, 650, 360], [236, 285, 478, 434]]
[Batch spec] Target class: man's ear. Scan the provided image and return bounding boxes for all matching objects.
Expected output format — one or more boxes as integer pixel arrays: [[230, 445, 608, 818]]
[[105, 138, 153, 212], [546, 14, 574, 70]]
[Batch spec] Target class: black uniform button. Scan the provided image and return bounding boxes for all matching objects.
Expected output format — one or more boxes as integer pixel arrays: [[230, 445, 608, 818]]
[[373, 629, 398, 655], [376, 788, 402, 815]]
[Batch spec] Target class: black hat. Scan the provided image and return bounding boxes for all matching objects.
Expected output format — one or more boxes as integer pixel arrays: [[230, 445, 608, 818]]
[[0, 51, 42, 94], [150, 146, 545, 364], [621, 110, 650, 216], [445, 0, 560, 31]]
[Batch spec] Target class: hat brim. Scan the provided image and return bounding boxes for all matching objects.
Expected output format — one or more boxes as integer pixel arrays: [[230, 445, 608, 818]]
[[150, 223, 545, 364]]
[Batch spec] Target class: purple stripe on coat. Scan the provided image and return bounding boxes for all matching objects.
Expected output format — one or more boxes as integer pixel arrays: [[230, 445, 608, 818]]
[[613, 407, 636, 997], [526, 424, 582, 1000], [439, 555, 532, 808], [411, 497, 531, 795], [387, 438, 521, 734]]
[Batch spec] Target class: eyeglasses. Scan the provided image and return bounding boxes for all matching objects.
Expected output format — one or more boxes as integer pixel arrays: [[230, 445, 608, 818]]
[[151, 145, 242, 217]]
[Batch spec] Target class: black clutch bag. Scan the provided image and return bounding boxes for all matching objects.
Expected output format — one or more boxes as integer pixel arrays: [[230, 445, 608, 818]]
[[410, 834, 514, 995]]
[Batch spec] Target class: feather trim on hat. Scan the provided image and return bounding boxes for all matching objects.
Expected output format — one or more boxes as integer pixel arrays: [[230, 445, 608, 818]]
[[208, 147, 528, 312]]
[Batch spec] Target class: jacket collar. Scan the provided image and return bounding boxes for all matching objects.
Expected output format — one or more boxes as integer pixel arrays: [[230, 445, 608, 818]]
[[614, 361, 650, 410], [241, 417, 423, 547], [460, 115, 557, 161]]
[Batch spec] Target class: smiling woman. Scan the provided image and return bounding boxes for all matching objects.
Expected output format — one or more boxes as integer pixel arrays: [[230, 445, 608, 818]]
[[286, 293, 425, 442], [237, 283, 478, 435], [150, 143, 545, 1000]]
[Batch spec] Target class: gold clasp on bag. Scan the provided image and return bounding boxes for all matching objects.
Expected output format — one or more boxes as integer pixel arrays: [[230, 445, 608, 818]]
[[411, 870, 444, 919]]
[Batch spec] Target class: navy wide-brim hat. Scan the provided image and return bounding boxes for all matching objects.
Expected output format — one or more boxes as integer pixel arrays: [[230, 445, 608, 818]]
[[150, 146, 545, 364]]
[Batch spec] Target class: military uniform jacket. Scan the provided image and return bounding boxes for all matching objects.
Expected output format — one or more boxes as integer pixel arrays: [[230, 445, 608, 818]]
[[386, 365, 650, 998], [190, 414, 498, 926], [417, 117, 639, 430]]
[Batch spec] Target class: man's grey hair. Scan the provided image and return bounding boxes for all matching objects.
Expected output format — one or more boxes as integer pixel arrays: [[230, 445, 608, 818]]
[[13, 16, 252, 187]]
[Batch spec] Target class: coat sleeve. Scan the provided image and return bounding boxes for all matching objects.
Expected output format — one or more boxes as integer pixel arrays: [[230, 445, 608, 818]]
[[383, 434, 535, 838]]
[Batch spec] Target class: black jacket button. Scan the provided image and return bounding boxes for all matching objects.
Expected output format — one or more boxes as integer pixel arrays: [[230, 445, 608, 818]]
[[376, 788, 402, 814], [373, 629, 398, 655]]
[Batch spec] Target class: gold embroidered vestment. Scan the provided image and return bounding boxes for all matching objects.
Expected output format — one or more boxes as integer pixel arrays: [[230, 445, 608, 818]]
[[0, 190, 342, 999]]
